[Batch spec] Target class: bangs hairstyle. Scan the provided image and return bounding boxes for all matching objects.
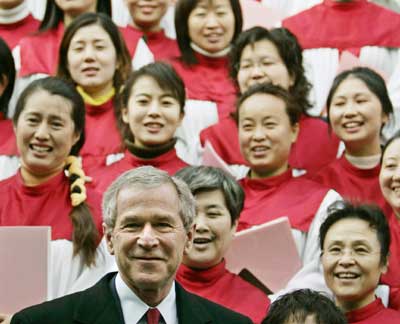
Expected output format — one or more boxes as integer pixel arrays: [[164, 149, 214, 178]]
[[319, 201, 391, 266], [13, 77, 85, 156], [381, 129, 400, 164], [327, 67, 393, 127], [119, 62, 186, 143], [39, 0, 112, 32], [234, 82, 301, 126], [229, 26, 312, 114], [0, 37, 15, 117], [175, 0, 243, 65], [175, 166, 244, 225]]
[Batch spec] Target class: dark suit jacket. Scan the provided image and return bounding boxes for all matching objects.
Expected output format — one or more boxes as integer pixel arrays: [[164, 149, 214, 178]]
[[11, 272, 252, 324]]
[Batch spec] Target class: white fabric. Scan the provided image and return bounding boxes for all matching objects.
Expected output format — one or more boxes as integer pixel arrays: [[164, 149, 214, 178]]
[[0, 2, 29, 24], [116, 274, 178, 324], [270, 189, 342, 301], [132, 38, 155, 70], [0, 156, 19, 181], [175, 99, 219, 165]]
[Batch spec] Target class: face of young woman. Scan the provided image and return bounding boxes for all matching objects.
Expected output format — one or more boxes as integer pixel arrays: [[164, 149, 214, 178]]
[[238, 93, 298, 179], [15, 90, 80, 181], [328, 77, 388, 156], [380, 138, 400, 218], [237, 39, 294, 94], [188, 0, 235, 53], [183, 189, 237, 270], [55, 0, 97, 15], [122, 75, 183, 148], [67, 24, 117, 98], [125, 0, 170, 31], [321, 218, 387, 311]]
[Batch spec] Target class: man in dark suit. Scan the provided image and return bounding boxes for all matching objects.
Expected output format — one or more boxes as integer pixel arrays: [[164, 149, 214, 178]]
[[11, 166, 252, 324]]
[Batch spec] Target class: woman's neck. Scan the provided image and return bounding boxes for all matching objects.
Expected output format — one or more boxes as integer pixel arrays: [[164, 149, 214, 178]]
[[337, 294, 375, 313], [130, 20, 162, 33], [190, 42, 231, 58], [0, 1, 29, 24], [20, 165, 64, 187], [249, 164, 289, 179]]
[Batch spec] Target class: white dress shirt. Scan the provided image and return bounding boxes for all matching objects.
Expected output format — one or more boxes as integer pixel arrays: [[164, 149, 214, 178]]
[[115, 273, 178, 324]]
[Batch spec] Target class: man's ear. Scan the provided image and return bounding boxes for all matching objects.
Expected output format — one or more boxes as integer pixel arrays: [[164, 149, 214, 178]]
[[103, 223, 115, 255], [184, 224, 194, 255]]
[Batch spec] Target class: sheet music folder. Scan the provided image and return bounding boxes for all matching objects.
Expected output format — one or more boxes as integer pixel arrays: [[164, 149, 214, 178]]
[[0, 226, 50, 313], [225, 217, 302, 293]]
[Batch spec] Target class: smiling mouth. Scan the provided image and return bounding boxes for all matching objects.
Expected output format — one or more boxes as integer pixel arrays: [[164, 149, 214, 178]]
[[29, 144, 52, 153], [193, 238, 213, 245], [144, 123, 163, 132], [335, 272, 360, 280], [342, 121, 363, 131]]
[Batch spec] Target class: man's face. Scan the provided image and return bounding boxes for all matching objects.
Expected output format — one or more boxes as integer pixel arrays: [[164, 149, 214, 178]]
[[105, 183, 192, 297]]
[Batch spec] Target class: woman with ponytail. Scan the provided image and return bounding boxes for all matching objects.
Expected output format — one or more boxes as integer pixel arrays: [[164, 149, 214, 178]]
[[0, 77, 103, 298]]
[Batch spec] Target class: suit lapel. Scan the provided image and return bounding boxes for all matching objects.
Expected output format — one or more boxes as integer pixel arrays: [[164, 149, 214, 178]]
[[73, 272, 124, 324], [175, 283, 213, 324]]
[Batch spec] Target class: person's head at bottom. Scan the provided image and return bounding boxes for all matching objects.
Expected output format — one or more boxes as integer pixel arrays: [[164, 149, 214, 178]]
[[262, 289, 346, 324], [103, 165, 195, 307]]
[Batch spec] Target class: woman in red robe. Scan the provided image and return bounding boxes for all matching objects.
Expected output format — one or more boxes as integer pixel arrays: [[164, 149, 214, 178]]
[[56, 12, 132, 170], [175, 165, 270, 323], [320, 201, 400, 323], [90, 62, 188, 195], [312, 67, 393, 210]]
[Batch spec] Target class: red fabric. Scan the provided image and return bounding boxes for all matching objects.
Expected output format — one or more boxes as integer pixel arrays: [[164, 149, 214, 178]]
[[311, 155, 387, 210], [176, 261, 270, 323], [80, 97, 123, 170], [146, 308, 161, 324], [381, 209, 400, 288], [0, 14, 40, 49], [0, 118, 18, 155], [120, 25, 179, 60], [282, 0, 400, 56], [0, 170, 103, 240], [389, 287, 400, 311], [200, 115, 340, 174], [169, 54, 237, 119], [19, 22, 64, 77], [90, 148, 187, 194], [346, 298, 400, 323], [239, 169, 329, 232]]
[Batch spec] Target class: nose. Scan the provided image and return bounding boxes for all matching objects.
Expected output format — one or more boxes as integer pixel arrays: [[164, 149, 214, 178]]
[[337, 249, 356, 266], [194, 214, 209, 233], [250, 64, 266, 80], [34, 122, 50, 140], [204, 12, 219, 29], [82, 45, 95, 61], [343, 103, 357, 118], [147, 102, 161, 117], [252, 125, 266, 141], [137, 223, 159, 249]]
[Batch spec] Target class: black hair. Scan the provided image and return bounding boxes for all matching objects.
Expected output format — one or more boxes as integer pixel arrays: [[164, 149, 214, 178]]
[[380, 129, 400, 164], [262, 289, 347, 324], [234, 82, 301, 126], [0, 37, 15, 117], [175, 0, 243, 65], [39, 0, 111, 32], [229, 26, 312, 114], [175, 166, 244, 225], [319, 201, 391, 266]]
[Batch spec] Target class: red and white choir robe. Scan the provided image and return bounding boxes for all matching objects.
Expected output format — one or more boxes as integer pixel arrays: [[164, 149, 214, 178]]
[[0, 115, 19, 180], [200, 115, 340, 175], [120, 25, 179, 61], [18, 22, 64, 77], [176, 261, 270, 324], [79, 95, 124, 171], [282, 0, 400, 56], [90, 140, 188, 195], [310, 156, 388, 211], [170, 54, 237, 120], [239, 169, 341, 296], [345, 298, 400, 323], [0, 170, 104, 298], [0, 13, 39, 49]]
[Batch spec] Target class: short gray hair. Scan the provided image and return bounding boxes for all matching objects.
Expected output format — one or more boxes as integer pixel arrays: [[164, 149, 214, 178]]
[[175, 166, 245, 224], [102, 166, 196, 232]]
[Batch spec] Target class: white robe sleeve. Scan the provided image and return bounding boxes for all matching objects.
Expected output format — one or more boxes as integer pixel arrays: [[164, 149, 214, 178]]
[[0, 156, 19, 181]]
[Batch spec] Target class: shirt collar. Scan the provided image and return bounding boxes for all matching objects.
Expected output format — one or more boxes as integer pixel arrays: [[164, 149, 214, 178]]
[[115, 273, 178, 324]]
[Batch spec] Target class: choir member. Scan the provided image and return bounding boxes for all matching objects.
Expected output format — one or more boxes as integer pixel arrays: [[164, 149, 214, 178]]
[[312, 67, 392, 210], [170, 0, 243, 119], [57, 12, 131, 169], [320, 201, 400, 323], [0, 77, 103, 297], [120, 0, 179, 60], [91, 62, 187, 194], [175, 165, 270, 323], [200, 27, 340, 175], [236, 82, 341, 294], [379, 130, 400, 308], [0, 0, 39, 49], [18, 0, 111, 77]]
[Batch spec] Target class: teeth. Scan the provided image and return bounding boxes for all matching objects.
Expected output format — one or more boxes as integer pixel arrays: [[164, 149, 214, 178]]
[[337, 273, 358, 279], [31, 145, 51, 152], [193, 238, 212, 244], [343, 122, 361, 128], [252, 147, 267, 152]]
